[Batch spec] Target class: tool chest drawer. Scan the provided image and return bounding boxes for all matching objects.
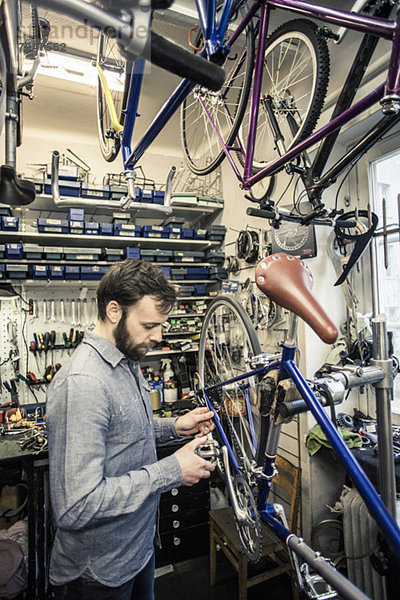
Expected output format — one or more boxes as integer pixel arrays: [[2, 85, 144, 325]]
[[156, 523, 210, 567], [156, 441, 210, 566]]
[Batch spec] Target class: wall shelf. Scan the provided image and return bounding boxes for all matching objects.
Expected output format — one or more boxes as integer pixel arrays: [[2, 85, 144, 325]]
[[0, 230, 219, 250]]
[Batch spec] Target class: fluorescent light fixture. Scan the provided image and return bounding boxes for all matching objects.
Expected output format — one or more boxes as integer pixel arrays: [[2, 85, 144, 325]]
[[23, 52, 125, 91]]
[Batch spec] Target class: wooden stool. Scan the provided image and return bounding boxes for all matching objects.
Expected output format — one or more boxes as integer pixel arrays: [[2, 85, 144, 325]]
[[209, 456, 300, 600]]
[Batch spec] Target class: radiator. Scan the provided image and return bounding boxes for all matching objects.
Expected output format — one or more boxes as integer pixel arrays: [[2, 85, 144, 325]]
[[339, 486, 387, 600]]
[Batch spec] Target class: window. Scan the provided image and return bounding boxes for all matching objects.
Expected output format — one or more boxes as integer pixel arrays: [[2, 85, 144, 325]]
[[370, 149, 400, 410]]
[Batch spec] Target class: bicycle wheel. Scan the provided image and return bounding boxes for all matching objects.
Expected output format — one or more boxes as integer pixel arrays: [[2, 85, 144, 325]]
[[198, 296, 264, 470], [96, 33, 127, 162], [181, 3, 255, 176], [198, 296, 265, 561], [239, 19, 330, 173]]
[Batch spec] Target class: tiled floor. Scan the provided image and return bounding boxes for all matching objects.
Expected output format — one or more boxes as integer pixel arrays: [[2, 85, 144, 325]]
[[154, 554, 293, 600]]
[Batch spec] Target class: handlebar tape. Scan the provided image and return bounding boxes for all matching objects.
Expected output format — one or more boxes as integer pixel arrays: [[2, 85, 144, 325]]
[[150, 32, 225, 91]]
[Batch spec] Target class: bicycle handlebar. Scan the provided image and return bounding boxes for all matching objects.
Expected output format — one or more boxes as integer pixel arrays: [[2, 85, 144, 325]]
[[150, 32, 225, 91], [247, 205, 357, 228]]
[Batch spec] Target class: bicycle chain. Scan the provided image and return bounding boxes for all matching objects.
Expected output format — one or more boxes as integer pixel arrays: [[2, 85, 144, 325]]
[[220, 399, 263, 562]]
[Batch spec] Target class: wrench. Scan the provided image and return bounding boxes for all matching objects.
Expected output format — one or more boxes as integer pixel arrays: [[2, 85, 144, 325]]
[[71, 299, 76, 326], [51, 299, 56, 322], [60, 299, 65, 324], [76, 299, 81, 327]]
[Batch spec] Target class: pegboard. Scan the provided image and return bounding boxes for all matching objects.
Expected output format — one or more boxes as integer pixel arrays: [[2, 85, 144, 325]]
[[0, 283, 98, 406], [0, 296, 26, 405]]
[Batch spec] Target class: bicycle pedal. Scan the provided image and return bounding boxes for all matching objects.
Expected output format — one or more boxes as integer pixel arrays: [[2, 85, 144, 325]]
[[195, 440, 220, 461]]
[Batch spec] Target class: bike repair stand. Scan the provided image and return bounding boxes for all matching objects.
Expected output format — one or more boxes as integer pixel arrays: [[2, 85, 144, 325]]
[[371, 316, 400, 599]]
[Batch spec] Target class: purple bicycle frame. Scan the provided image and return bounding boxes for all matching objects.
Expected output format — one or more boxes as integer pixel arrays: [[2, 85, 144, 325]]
[[122, 0, 400, 189]]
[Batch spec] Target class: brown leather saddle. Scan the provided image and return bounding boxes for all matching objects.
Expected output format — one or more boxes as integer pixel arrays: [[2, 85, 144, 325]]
[[255, 253, 338, 345]]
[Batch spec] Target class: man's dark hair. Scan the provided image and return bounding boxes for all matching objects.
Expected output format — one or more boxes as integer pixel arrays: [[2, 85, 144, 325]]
[[96, 259, 177, 321]]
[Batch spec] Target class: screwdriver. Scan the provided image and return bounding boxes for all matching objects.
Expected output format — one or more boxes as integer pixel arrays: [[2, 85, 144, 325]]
[[43, 332, 50, 362], [49, 330, 56, 363], [30, 341, 40, 372]]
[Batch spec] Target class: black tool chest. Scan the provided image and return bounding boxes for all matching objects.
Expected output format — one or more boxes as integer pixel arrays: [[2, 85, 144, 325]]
[[156, 441, 210, 567]]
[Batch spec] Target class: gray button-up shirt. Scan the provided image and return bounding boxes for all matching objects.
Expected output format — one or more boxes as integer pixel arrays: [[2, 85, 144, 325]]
[[46, 329, 183, 587]]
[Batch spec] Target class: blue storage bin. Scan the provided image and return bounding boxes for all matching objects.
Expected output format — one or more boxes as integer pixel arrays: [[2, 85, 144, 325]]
[[181, 228, 194, 239], [81, 266, 109, 280], [5, 243, 23, 258], [81, 183, 110, 199], [194, 229, 207, 239], [114, 224, 141, 237], [185, 267, 209, 280], [125, 247, 141, 259], [49, 265, 65, 279], [99, 223, 114, 236], [84, 222, 99, 235], [194, 284, 207, 296], [69, 221, 85, 235], [140, 249, 158, 262], [43, 176, 81, 196], [160, 266, 171, 278], [169, 227, 182, 239], [156, 250, 173, 262], [64, 247, 101, 261], [102, 249, 124, 261], [171, 268, 185, 280], [69, 208, 85, 221], [153, 190, 165, 205], [2, 216, 19, 231], [7, 264, 28, 279], [0, 264, 5, 278], [178, 285, 195, 296], [141, 189, 153, 203], [142, 225, 170, 238], [43, 247, 63, 260], [65, 266, 80, 280], [24, 244, 43, 260], [32, 265, 48, 280], [173, 251, 205, 263], [37, 218, 69, 234]]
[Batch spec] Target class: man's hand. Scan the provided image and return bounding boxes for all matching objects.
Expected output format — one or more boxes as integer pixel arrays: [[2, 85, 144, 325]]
[[175, 406, 215, 437], [174, 436, 215, 486]]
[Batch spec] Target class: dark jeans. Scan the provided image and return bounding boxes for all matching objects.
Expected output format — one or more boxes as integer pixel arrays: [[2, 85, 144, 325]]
[[52, 553, 155, 600]]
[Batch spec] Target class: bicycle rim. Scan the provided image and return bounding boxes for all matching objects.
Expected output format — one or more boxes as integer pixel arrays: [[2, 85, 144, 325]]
[[239, 19, 329, 172], [198, 296, 263, 474], [181, 6, 255, 176], [96, 33, 125, 162]]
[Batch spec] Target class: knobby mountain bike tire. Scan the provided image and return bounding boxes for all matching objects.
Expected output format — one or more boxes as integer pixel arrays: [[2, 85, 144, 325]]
[[198, 295, 267, 473], [181, 3, 255, 176], [96, 32, 127, 162], [239, 19, 330, 174]]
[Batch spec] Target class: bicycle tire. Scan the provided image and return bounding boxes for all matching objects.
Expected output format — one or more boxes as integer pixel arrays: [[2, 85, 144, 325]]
[[198, 296, 265, 475], [248, 174, 276, 204], [96, 32, 126, 162], [239, 19, 330, 174], [181, 3, 255, 176]]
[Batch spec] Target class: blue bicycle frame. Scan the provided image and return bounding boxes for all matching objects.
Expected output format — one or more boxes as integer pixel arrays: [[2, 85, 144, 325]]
[[200, 329, 400, 597]]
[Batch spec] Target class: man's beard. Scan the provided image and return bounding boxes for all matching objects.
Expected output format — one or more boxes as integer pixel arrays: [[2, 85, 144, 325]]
[[113, 312, 152, 361]]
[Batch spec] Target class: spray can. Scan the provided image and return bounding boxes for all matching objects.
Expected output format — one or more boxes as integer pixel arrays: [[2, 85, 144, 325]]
[[162, 359, 177, 404]]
